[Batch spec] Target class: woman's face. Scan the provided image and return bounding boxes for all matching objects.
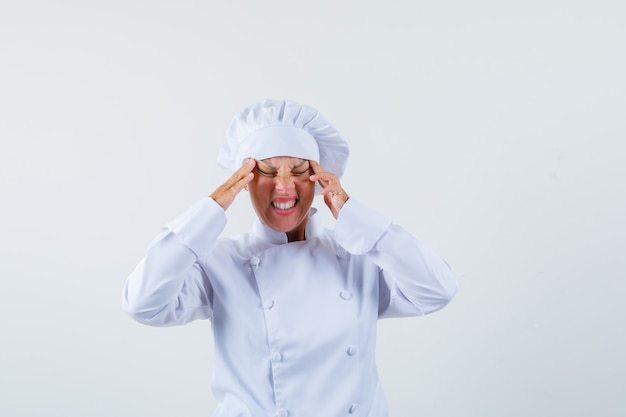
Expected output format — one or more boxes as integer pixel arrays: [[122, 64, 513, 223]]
[[248, 156, 315, 242]]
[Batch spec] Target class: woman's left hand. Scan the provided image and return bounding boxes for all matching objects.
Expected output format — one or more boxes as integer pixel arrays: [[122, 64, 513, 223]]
[[309, 160, 349, 219]]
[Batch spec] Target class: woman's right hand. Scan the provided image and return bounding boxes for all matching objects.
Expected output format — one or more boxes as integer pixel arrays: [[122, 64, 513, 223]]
[[209, 158, 256, 210]]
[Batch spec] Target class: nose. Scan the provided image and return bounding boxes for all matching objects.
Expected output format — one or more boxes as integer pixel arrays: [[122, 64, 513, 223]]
[[274, 172, 295, 191]]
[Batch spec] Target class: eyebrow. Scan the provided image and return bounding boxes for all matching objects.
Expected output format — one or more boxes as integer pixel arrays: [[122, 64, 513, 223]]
[[292, 160, 309, 170], [258, 159, 309, 170]]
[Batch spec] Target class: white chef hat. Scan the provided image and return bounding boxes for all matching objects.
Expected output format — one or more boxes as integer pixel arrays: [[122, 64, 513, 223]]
[[217, 99, 350, 181]]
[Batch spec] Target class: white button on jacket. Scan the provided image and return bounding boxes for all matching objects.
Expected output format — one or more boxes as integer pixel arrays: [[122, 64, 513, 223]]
[[123, 198, 458, 417]]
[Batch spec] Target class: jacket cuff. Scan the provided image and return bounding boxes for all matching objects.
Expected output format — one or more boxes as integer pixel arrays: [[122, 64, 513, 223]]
[[334, 198, 392, 255], [163, 197, 226, 258]]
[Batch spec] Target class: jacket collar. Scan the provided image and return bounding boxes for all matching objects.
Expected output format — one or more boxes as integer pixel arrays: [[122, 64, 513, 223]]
[[252, 207, 322, 244]]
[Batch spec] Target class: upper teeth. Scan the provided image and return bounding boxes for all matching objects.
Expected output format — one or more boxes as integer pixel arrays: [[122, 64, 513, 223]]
[[273, 200, 296, 210]]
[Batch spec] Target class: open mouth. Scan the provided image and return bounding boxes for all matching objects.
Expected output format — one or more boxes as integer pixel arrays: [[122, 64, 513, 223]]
[[271, 199, 297, 211]]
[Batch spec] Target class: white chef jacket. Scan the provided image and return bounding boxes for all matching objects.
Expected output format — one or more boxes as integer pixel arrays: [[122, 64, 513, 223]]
[[123, 197, 458, 417]]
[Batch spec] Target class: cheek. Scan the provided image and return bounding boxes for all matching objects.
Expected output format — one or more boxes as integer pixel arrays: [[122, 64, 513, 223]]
[[250, 178, 272, 194], [297, 181, 316, 202], [248, 183, 270, 207]]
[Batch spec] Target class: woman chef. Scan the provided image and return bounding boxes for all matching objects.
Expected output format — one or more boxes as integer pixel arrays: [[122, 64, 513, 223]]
[[123, 99, 458, 417]]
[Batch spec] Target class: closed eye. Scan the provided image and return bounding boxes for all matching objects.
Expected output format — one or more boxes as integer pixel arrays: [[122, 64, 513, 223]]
[[291, 169, 309, 176], [256, 167, 277, 177]]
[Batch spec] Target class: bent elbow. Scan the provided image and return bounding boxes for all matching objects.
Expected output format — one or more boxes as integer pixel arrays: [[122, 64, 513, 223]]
[[121, 285, 168, 326], [436, 266, 459, 308], [442, 276, 459, 305], [421, 269, 459, 314], [122, 299, 172, 326]]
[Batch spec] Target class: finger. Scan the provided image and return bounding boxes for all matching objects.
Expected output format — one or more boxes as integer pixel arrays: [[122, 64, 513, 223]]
[[210, 159, 256, 210], [321, 187, 343, 196], [309, 169, 336, 183], [235, 158, 256, 177], [231, 171, 254, 194], [241, 170, 254, 187], [311, 172, 339, 189], [227, 158, 255, 187], [228, 173, 254, 196], [309, 159, 324, 174], [309, 160, 334, 186], [320, 187, 345, 199]]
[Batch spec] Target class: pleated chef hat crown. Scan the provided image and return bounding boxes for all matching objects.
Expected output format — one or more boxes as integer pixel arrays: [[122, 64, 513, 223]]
[[218, 99, 350, 183]]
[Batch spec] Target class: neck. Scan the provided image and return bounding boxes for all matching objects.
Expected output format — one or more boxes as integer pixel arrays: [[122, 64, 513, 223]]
[[286, 228, 305, 242], [285, 217, 308, 242]]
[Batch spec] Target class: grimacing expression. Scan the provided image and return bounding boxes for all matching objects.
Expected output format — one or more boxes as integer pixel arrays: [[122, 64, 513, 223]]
[[248, 156, 315, 241]]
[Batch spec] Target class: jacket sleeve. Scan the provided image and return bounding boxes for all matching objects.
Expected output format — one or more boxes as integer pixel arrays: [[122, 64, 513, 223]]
[[333, 198, 458, 318], [122, 197, 226, 326]]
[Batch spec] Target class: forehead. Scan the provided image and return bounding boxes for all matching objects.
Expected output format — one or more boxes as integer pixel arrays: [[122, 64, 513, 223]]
[[258, 156, 308, 168]]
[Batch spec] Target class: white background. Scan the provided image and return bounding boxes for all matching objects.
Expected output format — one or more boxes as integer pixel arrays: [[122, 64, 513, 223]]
[[1, 1, 625, 416]]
